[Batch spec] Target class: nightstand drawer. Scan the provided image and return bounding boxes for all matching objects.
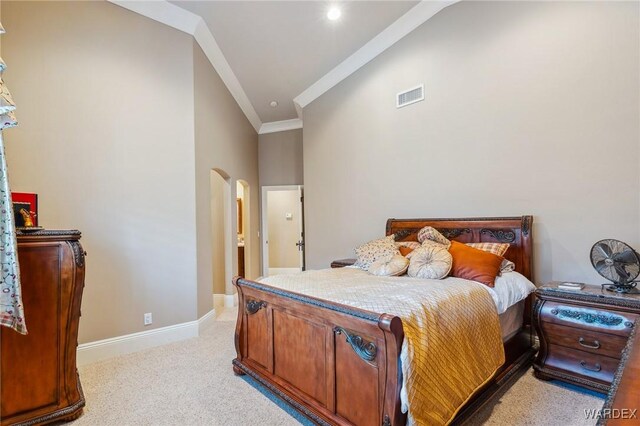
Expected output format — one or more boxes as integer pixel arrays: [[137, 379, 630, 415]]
[[543, 323, 627, 359], [539, 301, 637, 337], [545, 344, 618, 385]]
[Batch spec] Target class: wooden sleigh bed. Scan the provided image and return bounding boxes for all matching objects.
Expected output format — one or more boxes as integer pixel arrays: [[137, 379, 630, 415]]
[[232, 216, 537, 426]]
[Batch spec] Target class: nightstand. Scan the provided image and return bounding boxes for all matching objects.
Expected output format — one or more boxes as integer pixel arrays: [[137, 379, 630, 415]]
[[533, 282, 640, 393], [330, 258, 356, 268]]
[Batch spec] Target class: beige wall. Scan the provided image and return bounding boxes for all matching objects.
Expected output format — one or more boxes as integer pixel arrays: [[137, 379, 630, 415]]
[[303, 1, 640, 283], [258, 129, 303, 273], [210, 171, 228, 295], [2, 1, 197, 343], [267, 190, 301, 268], [3, 1, 260, 340], [193, 41, 259, 318], [258, 129, 303, 187]]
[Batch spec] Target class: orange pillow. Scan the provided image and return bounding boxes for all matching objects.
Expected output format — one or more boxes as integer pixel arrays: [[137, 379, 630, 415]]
[[448, 241, 503, 287], [399, 246, 415, 257]]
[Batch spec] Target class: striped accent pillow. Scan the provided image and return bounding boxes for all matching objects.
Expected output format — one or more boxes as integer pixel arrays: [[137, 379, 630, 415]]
[[467, 243, 515, 273], [466, 242, 509, 257], [417, 226, 450, 247]]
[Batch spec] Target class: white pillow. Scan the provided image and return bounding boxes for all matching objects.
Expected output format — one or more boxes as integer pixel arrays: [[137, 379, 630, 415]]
[[489, 272, 537, 314], [407, 244, 453, 279], [354, 235, 399, 271], [369, 255, 409, 277]]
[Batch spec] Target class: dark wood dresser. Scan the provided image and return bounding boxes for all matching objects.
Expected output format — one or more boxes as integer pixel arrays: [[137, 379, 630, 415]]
[[1, 230, 86, 425], [533, 283, 640, 393], [598, 320, 640, 425], [330, 258, 356, 268]]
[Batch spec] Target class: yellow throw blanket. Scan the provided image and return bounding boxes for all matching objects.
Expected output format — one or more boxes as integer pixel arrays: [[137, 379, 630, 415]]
[[259, 268, 505, 426]]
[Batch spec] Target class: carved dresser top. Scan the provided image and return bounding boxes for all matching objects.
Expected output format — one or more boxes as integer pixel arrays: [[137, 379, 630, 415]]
[[538, 282, 640, 311]]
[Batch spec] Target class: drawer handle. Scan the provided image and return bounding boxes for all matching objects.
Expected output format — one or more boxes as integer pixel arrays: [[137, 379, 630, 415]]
[[580, 360, 601, 372], [578, 337, 601, 349]]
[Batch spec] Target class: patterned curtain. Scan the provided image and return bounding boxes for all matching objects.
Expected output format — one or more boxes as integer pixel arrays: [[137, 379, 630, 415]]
[[0, 21, 26, 334]]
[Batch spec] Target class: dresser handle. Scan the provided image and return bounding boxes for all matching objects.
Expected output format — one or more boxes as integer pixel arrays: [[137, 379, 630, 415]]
[[580, 361, 601, 372], [578, 337, 600, 349]]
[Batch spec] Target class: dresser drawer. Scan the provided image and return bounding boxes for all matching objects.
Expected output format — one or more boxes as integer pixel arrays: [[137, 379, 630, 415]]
[[545, 344, 619, 385], [543, 323, 627, 359], [539, 301, 637, 337]]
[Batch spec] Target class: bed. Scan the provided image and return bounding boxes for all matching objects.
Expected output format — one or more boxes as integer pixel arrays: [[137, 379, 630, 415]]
[[232, 216, 537, 425]]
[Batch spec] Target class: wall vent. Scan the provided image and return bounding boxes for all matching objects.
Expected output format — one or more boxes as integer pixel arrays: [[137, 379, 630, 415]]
[[396, 84, 424, 108]]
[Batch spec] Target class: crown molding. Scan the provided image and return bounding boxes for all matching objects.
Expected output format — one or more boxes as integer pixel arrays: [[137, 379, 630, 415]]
[[293, 1, 457, 113], [259, 118, 303, 135], [108, 0, 201, 33], [108, 0, 262, 133], [193, 20, 262, 130]]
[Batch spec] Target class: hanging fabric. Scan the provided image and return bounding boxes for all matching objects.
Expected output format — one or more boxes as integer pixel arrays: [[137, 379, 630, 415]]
[[0, 20, 27, 334]]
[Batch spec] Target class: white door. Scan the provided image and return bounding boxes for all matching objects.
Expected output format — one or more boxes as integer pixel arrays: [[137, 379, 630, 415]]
[[261, 186, 305, 277]]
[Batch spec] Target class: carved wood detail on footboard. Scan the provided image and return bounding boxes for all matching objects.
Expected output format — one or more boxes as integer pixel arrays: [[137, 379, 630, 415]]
[[232, 277, 406, 426]]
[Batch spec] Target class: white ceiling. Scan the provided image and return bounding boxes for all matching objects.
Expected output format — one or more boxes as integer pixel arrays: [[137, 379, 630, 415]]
[[170, 1, 418, 123]]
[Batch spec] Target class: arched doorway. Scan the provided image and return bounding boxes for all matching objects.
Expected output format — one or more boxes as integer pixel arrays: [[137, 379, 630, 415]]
[[236, 179, 252, 279], [211, 169, 233, 309]]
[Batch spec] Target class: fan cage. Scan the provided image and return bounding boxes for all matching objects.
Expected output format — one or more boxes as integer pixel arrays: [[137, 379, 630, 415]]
[[590, 239, 640, 294]]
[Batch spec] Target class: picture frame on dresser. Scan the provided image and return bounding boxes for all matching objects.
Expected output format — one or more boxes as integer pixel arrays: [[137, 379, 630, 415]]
[[11, 192, 38, 227], [533, 282, 640, 393]]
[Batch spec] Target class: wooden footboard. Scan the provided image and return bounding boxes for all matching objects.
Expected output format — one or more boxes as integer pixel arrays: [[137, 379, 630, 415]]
[[233, 216, 537, 425], [232, 276, 406, 426]]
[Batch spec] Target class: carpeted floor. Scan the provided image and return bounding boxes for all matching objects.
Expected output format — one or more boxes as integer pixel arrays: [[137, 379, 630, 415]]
[[70, 309, 603, 426]]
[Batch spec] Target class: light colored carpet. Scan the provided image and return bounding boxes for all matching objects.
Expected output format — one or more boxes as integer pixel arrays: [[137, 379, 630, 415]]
[[468, 370, 602, 425], [71, 309, 603, 426]]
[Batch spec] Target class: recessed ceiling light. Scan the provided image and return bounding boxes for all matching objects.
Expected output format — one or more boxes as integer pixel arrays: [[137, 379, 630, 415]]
[[327, 7, 341, 21], [269, 101, 278, 107]]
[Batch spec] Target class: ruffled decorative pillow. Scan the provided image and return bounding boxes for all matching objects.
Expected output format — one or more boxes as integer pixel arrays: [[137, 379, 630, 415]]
[[369, 255, 410, 277], [354, 235, 399, 271], [500, 260, 516, 273], [407, 244, 453, 279], [396, 241, 420, 250], [416, 226, 451, 248]]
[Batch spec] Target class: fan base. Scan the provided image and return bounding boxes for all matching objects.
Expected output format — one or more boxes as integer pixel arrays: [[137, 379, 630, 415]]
[[602, 283, 640, 294]]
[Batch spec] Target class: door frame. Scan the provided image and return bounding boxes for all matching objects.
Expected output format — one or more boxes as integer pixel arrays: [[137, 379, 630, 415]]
[[261, 185, 304, 277]]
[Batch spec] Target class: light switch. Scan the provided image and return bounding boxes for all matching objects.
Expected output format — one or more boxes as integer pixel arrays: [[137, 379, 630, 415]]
[[285, 213, 293, 220]]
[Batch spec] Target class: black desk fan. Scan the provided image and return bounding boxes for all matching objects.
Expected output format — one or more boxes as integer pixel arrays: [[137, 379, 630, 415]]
[[590, 239, 640, 294]]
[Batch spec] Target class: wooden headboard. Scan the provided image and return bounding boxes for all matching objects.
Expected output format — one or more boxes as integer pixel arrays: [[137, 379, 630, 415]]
[[386, 216, 534, 281]]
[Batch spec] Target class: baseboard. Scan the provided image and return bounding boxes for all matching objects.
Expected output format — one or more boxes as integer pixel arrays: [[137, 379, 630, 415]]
[[198, 308, 217, 333], [224, 293, 238, 308], [214, 293, 226, 310], [77, 308, 215, 366]]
